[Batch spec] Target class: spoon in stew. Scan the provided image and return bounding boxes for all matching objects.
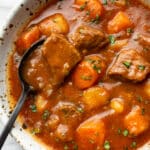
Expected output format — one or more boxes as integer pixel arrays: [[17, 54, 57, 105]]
[[0, 37, 45, 148]]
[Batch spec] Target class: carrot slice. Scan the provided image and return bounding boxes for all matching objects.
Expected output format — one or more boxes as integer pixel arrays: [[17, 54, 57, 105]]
[[72, 55, 106, 89], [107, 11, 132, 34], [16, 25, 41, 55]]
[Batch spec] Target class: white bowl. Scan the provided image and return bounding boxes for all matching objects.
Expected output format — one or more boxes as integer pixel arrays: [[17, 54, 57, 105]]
[[0, 0, 150, 150]]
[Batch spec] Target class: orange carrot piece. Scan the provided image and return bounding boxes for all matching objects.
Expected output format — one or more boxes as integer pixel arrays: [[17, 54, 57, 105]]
[[16, 25, 41, 55], [107, 11, 132, 34], [75, 0, 103, 19], [76, 118, 105, 150], [72, 55, 106, 89]]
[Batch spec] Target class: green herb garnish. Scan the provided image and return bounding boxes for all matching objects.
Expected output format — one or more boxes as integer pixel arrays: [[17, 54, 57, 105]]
[[123, 129, 129, 137], [130, 141, 137, 148], [80, 2, 87, 11], [127, 28, 133, 34], [102, 0, 107, 5], [42, 110, 50, 120], [123, 61, 132, 69], [104, 140, 111, 150], [77, 107, 84, 113], [29, 104, 37, 112], [64, 144, 69, 150], [109, 35, 116, 45], [138, 65, 145, 71], [90, 15, 100, 24], [31, 128, 41, 135], [81, 75, 92, 80], [141, 108, 145, 115]]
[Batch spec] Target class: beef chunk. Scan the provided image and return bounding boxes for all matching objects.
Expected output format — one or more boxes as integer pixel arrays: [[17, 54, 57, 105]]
[[70, 25, 108, 50], [108, 49, 150, 82], [42, 33, 81, 86], [138, 34, 150, 46], [124, 106, 149, 136], [52, 101, 83, 127]]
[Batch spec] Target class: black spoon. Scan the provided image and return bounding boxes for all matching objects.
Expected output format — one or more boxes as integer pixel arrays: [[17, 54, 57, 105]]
[[0, 37, 45, 149]]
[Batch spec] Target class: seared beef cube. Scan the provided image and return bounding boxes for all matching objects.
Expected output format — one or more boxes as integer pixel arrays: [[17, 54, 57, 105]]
[[70, 25, 108, 49], [108, 49, 150, 82], [138, 34, 150, 46], [52, 101, 82, 127], [42, 33, 81, 86]]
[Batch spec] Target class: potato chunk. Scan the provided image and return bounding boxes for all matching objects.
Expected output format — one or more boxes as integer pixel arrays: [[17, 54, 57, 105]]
[[110, 98, 124, 113], [35, 94, 48, 112], [82, 86, 110, 110], [124, 106, 149, 136], [39, 13, 69, 36], [76, 117, 105, 150], [16, 25, 41, 55], [75, 0, 103, 19], [107, 11, 132, 34]]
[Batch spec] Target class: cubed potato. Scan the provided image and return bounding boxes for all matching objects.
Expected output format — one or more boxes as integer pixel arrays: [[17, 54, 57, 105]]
[[110, 98, 124, 113], [16, 25, 41, 55], [82, 86, 110, 110], [107, 11, 132, 34], [35, 94, 48, 112], [124, 106, 149, 136], [39, 13, 69, 36], [76, 117, 105, 150], [75, 0, 103, 19]]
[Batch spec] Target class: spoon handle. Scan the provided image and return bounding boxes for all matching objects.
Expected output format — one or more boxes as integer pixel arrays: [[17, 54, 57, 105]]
[[0, 86, 30, 148]]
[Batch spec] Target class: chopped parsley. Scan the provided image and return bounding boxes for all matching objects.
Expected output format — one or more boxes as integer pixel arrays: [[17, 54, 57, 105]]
[[123, 61, 132, 69], [118, 128, 122, 134], [64, 144, 69, 150], [77, 107, 84, 113], [31, 128, 41, 135], [90, 15, 100, 24], [80, 75, 92, 80], [93, 65, 101, 74], [102, 0, 107, 5], [104, 140, 111, 150], [127, 28, 133, 34], [42, 110, 50, 120], [130, 141, 137, 148], [138, 65, 145, 71], [29, 104, 37, 113], [123, 129, 129, 137], [108, 35, 116, 45], [80, 2, 87, 11], [136, 95, 143, 103]]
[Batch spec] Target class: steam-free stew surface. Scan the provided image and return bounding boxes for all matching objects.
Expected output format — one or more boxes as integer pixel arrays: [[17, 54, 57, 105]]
[[7, 0, 150, 149]]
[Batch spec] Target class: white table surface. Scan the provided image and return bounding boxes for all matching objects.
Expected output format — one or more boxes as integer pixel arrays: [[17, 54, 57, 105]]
[[0, 0, 23, 149]]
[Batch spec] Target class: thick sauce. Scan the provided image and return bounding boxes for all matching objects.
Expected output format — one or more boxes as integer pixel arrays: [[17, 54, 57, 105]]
[[7, 0, 150, 150]]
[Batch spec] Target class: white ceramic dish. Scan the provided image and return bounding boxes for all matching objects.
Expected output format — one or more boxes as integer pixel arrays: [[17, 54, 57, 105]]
[[0, 0, 150, 150]]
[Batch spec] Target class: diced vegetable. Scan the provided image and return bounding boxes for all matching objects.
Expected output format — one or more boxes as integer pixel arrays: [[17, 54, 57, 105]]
[[75, 0, 103, 19], [124, 106, 149, 136], [114, 0, 127, 7], [82, 86, 110, 110], [39, 13, 69, 36], [110, 98, 124, 113], [35, 94, 48, 112], [76, 117, 105, 149], [73, 55, 106, 89], [16, 25, 41, 55], [107, 11, 132, 33]]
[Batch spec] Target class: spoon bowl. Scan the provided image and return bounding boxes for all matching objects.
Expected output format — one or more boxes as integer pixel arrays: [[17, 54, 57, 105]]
[[0, 37, 45, 149]]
